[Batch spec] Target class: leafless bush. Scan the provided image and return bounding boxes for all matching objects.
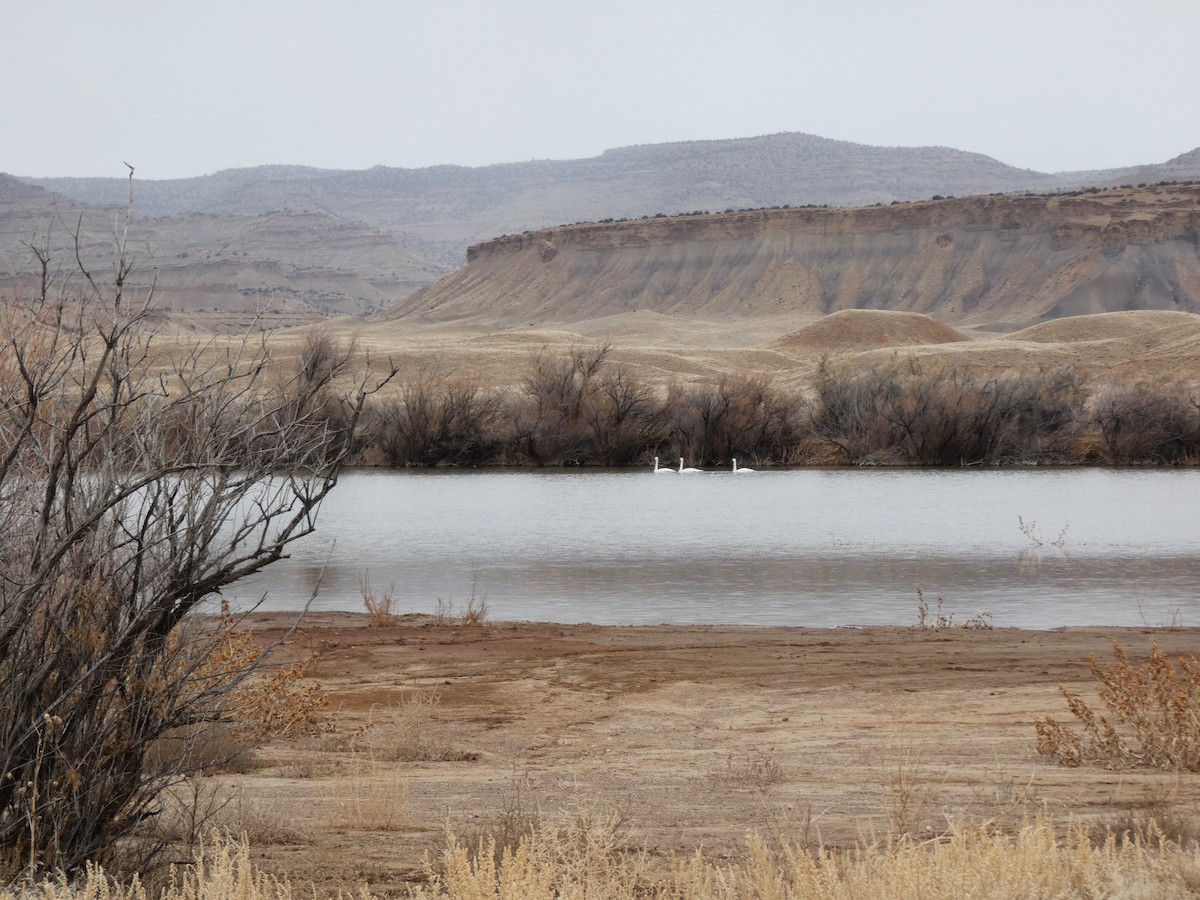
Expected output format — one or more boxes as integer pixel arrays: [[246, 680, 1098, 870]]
[[0, 183, 393, 877], [663, 375, 801, 466], [1092, 379, 1200, 464], [369, 364, 506, 466], [511, 346, 611, 465], [358, 571, 400, 626], [1036, 641, 1200, 770], [581, 364, 662, 466], [805, 358, 1083, 465], [433, 577, 490, 626], [804, 358, 897, 464], [883, 362, 1083, 465], [914, 588, 993, 630]]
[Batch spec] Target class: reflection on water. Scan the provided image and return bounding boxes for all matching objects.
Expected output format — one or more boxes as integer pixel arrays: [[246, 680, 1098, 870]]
[[228, 468, 1200, 628]]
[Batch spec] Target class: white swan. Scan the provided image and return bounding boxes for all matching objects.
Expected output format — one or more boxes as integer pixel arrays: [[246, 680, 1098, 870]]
[[731, 458, 756, 473], [652, 456, 675, 474], [679, 457, 703, 474]]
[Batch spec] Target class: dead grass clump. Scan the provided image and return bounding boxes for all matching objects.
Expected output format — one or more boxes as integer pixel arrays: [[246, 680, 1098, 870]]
[[879, 738, 937, 839], [155, 780, 310, 851], [359, 571, 401, 626], [708, 749, 785, 791], [334, 747, 410, 832], [914, 588, 993, 630], [1036, 640, 1200, 770], [368, 691, 480, 763], [1089, 779, 1200, 851], [433, 578, 490, 626]]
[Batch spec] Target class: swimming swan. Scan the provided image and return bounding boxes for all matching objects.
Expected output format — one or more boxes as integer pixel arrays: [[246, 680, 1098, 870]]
[[731, 458, 756, 473], [679, 458, 704, 474], [652, 456, 675, 474]]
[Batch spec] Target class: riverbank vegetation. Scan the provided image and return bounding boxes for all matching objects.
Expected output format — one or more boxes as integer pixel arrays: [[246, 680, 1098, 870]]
[[345, 346, 1200, 468]]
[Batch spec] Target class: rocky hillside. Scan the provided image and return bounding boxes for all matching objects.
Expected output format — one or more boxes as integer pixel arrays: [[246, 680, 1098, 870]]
[[0, 175, 441, 328], [7, 134, 1199, 328], [384, 183, 1200, 331]]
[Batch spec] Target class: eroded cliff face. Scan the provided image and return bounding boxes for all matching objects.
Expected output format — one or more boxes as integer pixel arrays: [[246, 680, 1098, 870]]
[[387, 185, 1200, 329]]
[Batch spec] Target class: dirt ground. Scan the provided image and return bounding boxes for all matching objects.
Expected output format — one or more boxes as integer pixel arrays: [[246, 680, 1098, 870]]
[[212, 615, 1200, 894]]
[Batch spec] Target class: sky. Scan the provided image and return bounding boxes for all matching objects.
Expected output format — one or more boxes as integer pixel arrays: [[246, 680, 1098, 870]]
[[4, 0, 1197, 181]]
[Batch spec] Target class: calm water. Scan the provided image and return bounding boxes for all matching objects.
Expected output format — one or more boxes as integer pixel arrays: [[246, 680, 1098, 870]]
[[228, 468, 1200, 629]]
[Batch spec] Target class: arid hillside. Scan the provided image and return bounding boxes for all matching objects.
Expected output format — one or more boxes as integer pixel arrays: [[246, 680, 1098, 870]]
[[387, 184, 1200, 332], [7, 134, 1199, 330], [0, 174, 440, 329]]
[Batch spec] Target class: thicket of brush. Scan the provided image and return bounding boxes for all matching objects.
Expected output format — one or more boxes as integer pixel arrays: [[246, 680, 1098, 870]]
[[349, 349, 1200, 468]]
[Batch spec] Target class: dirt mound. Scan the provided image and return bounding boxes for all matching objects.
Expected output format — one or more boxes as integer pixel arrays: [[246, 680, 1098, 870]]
[[1012, 310, 1200, 344], [772, 309, 971, 352]]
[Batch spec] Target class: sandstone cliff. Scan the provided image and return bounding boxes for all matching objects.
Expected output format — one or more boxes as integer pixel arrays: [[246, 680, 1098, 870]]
[[385, 184, 1200, 330]]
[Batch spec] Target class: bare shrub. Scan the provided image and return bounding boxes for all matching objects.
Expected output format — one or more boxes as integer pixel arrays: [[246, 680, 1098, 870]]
[[582, 364, 662, 466], [915, 588, 992, 630], [805, 359, 1083, 465], [434, 577, 490, 626], [663, 375, 801, 466], [0, 183, 393, 877], [358, 571, 400, 626], [883, 362, 1083, 465], [1036, 641, 1200, 770], [1092, 379, 1200, 464], [511, 345, 610, 465], [804, 358, 896, 464], [371, 364, 505, 466]]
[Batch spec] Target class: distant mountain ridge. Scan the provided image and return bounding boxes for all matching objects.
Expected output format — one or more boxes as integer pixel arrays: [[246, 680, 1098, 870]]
[[23, 132, 1200, 252], [5, 132, 1200, 326]]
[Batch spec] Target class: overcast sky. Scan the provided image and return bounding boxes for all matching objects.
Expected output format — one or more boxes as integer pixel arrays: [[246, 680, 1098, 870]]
[[4, 0, 1196, 181]]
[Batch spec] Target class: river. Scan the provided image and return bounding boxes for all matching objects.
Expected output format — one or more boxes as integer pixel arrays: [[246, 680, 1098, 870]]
[[228, 467, 1200, 629]]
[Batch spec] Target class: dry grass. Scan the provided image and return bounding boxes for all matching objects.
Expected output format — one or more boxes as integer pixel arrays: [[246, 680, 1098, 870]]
[[879, 737, 938, 839], [366, 692, 480, 764], [433, 577, 490, 626], [708, 748, 785, 791], [1036, 640, 1200, 770], [9, 819, 1200, 900], [359, 572, 401, 627], [333, 746, 410, 832], [409, 813, 1200, 899]]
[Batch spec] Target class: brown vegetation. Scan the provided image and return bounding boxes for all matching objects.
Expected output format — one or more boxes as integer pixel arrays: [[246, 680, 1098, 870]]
[[342, 348, 1200, 467], [48, 616, 1200, 897], [0, 201, 392, 879], [1037, 641, 1200, 770]]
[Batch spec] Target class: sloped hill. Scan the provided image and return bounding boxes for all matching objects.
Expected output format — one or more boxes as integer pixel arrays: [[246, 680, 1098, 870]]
[[384, 184, 1200, 330], [1011, 310, 1200, 343], [0, 176, 439, 328], [773, 309, 970, 351]]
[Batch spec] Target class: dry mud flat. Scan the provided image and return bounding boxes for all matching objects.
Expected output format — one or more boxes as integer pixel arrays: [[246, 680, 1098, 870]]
[[225, 616, 1200, 893]]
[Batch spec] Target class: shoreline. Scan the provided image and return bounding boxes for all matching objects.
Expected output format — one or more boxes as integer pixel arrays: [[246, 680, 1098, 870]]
[[218, 615, 1200, 892]]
